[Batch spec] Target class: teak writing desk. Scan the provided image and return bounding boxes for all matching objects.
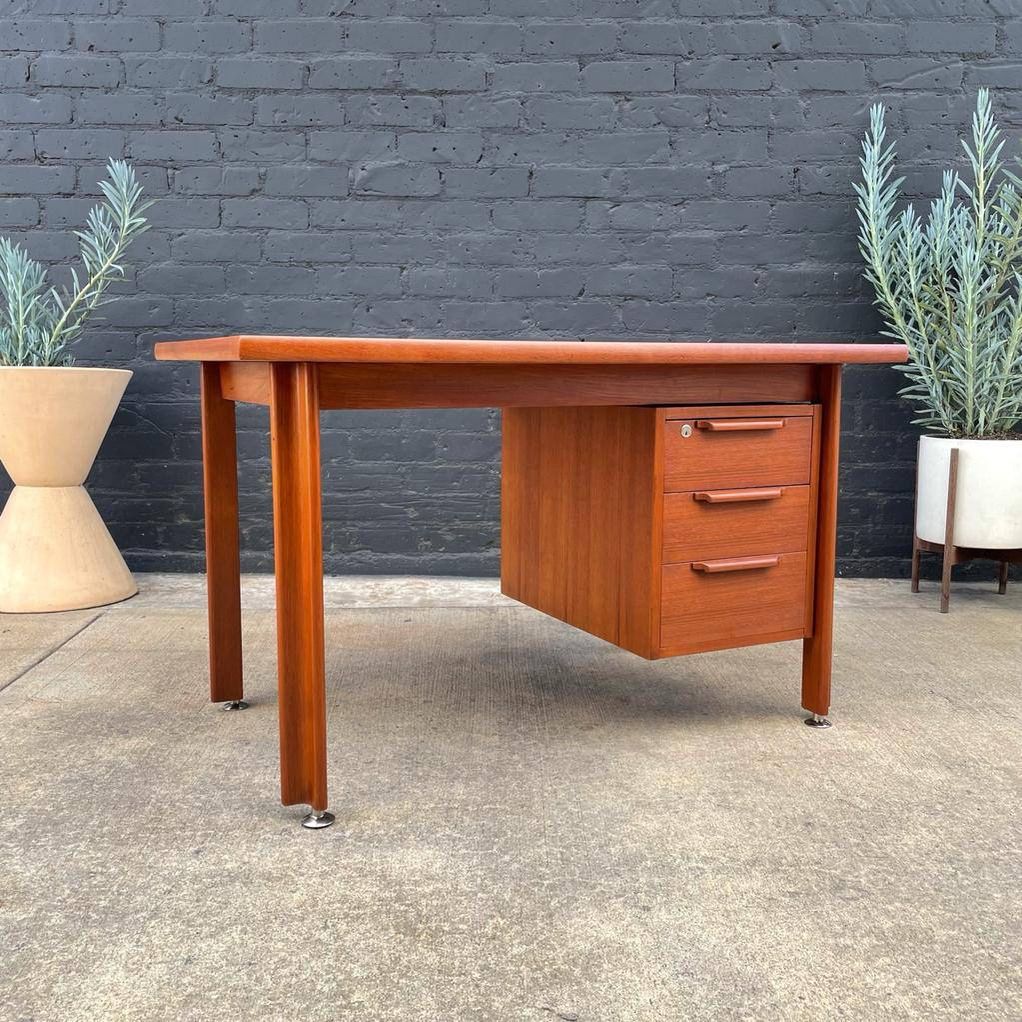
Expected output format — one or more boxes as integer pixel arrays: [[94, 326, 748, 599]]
[[154, 336, 908, 829]]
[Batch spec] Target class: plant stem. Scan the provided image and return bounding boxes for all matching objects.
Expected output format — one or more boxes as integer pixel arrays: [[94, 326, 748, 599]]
[[45, 216, 130, 363]]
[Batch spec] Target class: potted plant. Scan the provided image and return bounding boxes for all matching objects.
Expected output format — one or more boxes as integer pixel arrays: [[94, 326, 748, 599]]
[[856, 89, 1022, 611], [0, 159, 151, 612]]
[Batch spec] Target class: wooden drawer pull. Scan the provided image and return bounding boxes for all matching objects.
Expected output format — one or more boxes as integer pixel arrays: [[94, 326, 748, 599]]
[[695, 418, 785, 432], [693, 488, 783, 504], [691, 555, 780, 574]]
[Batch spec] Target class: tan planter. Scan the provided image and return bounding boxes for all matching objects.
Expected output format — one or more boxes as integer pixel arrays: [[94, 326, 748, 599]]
[[0, 366, 137, 612]]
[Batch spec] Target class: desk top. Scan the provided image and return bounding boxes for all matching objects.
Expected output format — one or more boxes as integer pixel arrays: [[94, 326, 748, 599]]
[[154, 335, 908, 366]]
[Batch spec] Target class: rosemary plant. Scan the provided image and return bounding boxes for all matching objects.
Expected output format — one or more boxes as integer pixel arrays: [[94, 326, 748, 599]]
[[855, 89, 1022, 438], [0, 159, 151, 367]]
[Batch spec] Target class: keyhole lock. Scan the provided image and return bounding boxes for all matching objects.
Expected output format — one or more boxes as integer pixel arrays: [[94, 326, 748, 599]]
[[680, 424, 693, 438]]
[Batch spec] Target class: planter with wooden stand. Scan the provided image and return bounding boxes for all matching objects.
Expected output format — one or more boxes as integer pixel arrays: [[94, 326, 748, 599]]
[[911, 435, 1022, 612]]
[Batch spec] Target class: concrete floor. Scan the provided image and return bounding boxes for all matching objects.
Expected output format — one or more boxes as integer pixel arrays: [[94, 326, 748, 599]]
[[0, 574, 1019, 1022]]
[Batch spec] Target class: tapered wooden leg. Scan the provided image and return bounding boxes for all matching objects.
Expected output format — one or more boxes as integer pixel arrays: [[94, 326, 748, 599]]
[[200, 362, 243, 704], [998, 561, 1009, 595], [940, 549, 953, 613], [802, 365, 841, 720], [270, 362, 328, 813], [940, 448, 959, 615]]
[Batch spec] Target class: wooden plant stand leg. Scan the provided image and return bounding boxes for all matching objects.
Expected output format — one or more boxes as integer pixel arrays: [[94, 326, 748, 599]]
[[200, 362, 245, 708], [802, 364, 841, 729], [910, 450, 921, 594], [269, 362, 332, 829], [998, 560, 1009, 595], [940, 447, 959, 615]]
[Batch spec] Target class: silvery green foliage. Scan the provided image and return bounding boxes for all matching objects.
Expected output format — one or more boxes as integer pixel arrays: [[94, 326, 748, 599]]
[[855, 89, 1022, 438], [0, 160, 151, 367]]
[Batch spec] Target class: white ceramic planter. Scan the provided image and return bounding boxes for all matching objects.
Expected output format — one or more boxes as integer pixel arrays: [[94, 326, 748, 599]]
[[0, 366, 137, 612], [916, 434, 1022, 548]]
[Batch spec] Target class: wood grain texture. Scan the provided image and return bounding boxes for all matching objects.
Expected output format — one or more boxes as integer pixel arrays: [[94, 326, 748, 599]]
[[663, 410, 814, 491], [220, 361, 269, 404], [220, 362, 818, 409], [155, 335, 909, 366], [317, 362, 818, 409], [660, 552, 807, 656], [663, 403, 813, 419], [802, 405, 823, 635], [663, 485, 810, 563], [501, 406, 660, 658], [200, 362, 243, 703], [270, 362, 328, 810], [801, 366, 841, 716], [504, 402, 821, 662]]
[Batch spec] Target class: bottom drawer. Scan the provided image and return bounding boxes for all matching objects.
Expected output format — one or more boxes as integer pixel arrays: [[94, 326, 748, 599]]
[[660, 551, 807, 655]]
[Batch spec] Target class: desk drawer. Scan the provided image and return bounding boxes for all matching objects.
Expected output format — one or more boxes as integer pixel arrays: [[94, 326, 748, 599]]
[[662, 485, 810, 564], [660, 551, 807, 654], [663, 413, 813, 491]]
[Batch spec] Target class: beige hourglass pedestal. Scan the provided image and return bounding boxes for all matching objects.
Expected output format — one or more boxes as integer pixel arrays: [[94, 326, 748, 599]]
[[0, 366, 137, 613]]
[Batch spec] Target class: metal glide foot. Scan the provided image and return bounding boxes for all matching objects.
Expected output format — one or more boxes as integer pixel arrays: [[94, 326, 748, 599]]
[[301, 810, 336, 830], [222, 699, 250, 711], [804, 712, 833, 729]]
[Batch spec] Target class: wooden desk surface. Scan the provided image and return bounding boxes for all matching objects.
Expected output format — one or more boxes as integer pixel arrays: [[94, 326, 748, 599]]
[[154, 335, 908, 366]]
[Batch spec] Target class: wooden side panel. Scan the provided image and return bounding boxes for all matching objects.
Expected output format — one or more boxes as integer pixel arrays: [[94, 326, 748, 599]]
[[566, 408, 619, 640], [200, 362, 244, 703], [630, 410, 665, 655], [501, 406, 660, 658], [219, 362, 818, 415], [220, 361, 270, 404], [318, 363, 815, 410]]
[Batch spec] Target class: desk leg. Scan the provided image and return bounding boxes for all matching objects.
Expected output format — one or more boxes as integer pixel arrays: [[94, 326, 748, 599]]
[[802, 364, 841, 728], [200, 362, 245, 708], [269, 362, 332, 828]]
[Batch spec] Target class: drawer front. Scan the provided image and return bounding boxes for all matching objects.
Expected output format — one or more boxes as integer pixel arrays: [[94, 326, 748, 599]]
[[663, 413, 813, 491], [660, 551, 807, 654], [662, 485, 810, 563]]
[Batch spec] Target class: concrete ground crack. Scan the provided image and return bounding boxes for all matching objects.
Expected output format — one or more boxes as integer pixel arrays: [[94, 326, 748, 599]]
[[0, 611, 103, 696]]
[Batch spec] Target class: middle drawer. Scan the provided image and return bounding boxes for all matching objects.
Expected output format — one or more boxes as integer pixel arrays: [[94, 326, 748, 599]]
[[662, 484, 811, 563]]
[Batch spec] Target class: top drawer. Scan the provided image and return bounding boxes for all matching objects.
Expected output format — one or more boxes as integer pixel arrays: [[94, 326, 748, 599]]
[[663, 410, 814, 491]]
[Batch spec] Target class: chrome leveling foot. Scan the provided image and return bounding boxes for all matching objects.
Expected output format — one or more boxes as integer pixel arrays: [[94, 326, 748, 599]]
[[222, 700, 250, 711], [804, 713, 833, 729], [302, 810, 336, 830]]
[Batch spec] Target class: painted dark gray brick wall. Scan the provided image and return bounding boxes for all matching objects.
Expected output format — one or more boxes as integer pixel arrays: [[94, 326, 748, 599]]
[[1, 2, 1019, 579]]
